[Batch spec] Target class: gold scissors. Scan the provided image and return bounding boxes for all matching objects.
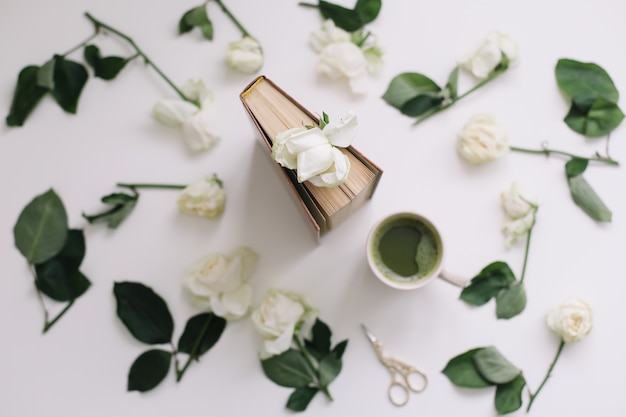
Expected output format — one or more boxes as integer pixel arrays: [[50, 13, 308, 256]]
[[361, 324, 428, 406]]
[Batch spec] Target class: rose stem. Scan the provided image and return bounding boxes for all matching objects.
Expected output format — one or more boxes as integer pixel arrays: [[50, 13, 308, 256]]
[[526, 340, 566, 412]]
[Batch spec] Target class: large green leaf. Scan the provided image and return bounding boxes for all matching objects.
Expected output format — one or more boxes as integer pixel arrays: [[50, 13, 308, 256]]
[[6, 65, 50, 127], [556, 58, 620, 103], [14, 189, 68, 264], [179, 5, 213, 40], [495, 374, 526, 414], [460, 262, 516, 306], [304, 319, 331, 360], [567, 174, 612, 222], [50, 55, 88, 114], [319, 1, 362, 32], [382, 72, 442, 110], [177, 312, 226, 357], [113, 282, 174, 345], [319, 352, 342, 386], [441, 348, 493, 388], [286, 386, 319, 411], [261, 349, 316, 388], [354, 0, 382, 24], [472, 346, 520, 384], [564, 98, 624, 137], [127, 349, 172, 392], [400, 95, 443, 117], [495, 282, 526, 319], [84, 44, 128, 81]]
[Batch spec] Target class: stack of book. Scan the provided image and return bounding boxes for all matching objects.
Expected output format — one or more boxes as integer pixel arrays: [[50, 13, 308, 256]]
[[240, 76, 383, 240]]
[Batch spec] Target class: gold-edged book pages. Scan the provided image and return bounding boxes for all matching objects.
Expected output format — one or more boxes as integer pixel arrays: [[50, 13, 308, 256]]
[[240, 75, 383, 241]]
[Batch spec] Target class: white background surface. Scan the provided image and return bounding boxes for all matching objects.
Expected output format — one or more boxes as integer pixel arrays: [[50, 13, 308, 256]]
[[1, 0, 624, 416]]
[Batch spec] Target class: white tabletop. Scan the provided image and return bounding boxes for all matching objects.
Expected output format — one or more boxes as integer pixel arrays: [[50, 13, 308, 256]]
[[1, 0, 623, 415]]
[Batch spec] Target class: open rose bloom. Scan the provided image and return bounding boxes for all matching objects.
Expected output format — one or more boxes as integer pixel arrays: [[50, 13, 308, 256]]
[[457, 113, 510, 164], [546, 296, 592, 343]]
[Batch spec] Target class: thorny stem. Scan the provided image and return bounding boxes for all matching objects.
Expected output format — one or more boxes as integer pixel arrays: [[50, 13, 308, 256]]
[[117, 183, 186, 190], [84, 12, 199, 107], [293, 336, 334, 401], [526, 340, 566, 412], [214, 0, 252, 38], [510, 146, 619, 166]]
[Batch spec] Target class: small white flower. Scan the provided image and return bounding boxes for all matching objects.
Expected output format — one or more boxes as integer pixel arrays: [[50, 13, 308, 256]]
[[226, 36, 263, 74], [501, 181, 538, 219], [152, 79, 221, 152], [457, 114, 510, 164], [251, 289, 318, 357], [183, 247, 258, 321], [502, 211, 535, 247], [546, 296, 592, 343], [177, 175, 226, 219], [461, 31, 519, 79]]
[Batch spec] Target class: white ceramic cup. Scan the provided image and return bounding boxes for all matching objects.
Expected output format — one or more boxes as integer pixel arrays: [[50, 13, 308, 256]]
[[366, 212, 466, 290]]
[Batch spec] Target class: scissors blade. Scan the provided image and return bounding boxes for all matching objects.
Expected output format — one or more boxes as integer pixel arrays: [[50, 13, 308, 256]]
[[361, 324, 379, 345]]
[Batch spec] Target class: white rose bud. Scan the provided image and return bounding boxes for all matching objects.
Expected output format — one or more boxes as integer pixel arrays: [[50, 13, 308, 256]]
[[178, 175, 226, 219], [226, 36, 264, 74], [461, 31, 519, 79], [546, 296, 592, 343], [501, 181, 538, 219], [251, 289, 318, 357], [183, 247, 258, 321], [457, 113, 510, 164]]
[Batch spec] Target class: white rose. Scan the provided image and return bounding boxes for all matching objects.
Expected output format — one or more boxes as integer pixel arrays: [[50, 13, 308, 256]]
[[461, 31, 519, 79], [317, 42, 369, 94], [226, 36, 263, 74], [501, 181, 538, 219], [546, 296, 592, 343], [457, 114, 510, 164], [184, 247, 258, 320], [251, 289, 318, 357], [310, 19, 351, 53], [502, 211, 535, 247], [177, 175, 226, 219]]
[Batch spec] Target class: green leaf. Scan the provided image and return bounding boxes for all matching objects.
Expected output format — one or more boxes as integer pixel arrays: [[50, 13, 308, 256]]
[[305, 319, 332, 360], [177, 312, 227, 357], [319, 352, 342, 386], [495, 281, 526, 319], [564, 97, 624, 137], [179, 6, 213, 40], [261, 349, 316, 388], [332, 339, 348, 359], [34, 229, 90, 301], [82, 190, 139, 228], [400, 95, 443, 117], [382, 72, 442, 110], [50, 55, 88, 114], [286, 386, 319, 412], [445, 66, 460, 100], [127, 349, 172, 392], [318, 1, 362, 32], [83, 44, 128, 81], [460, 262, 516, 306], [6, 65, 49, 127], [495, 374, 526, 414], [354, 0, 382, 24], [565, 157, 588, 177], [14, 188, 68, 264], [37, 58, 56, 90], [472, 346, 520, 384], [556, 58, 620, 103], [113, 282, 174, 345], [441, 348, 494, 388], [567, 174, 612, 222]]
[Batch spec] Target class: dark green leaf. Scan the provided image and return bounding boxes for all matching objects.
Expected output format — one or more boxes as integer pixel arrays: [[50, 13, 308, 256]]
[[113, 282, 174, 345], [495, 282, 526, 319], [305, 319, 332, 360], [400, 95, 443, 117], [37, 58, 56, 90], [565, 157, 588, 177], [564, 98, 624, 137], [82, 191, 139, 228], [460, 262, 516, 306], [472, 346, 520, 384], [127, 349, 172, 392], [495, 374, 526, 414], [286, 386, 319, 411], [179, 6, 213, 40], [382, 72, 442, 110], [261, 349, 316, 388], [14, 188, 68, 264], [556, 58, 620, 103], [6, 65, 49, 127], [332, 339, 348, 359], [50, 56, 88, 114], [319, 352, 342, 386], [318, 1, 362, 32], [177, 312, 227, 357], [84, 45, 128, 81], [445, 66, 460, 100], [567, 174, 612, 222], [354, 0, 382, 24], [441, 348, 493, 388]]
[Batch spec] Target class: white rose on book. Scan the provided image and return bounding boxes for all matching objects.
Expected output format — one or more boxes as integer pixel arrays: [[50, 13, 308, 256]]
[[461, 31, 519, 79], [251, 288, 318, 357], [183, 247, 258, 320], [177, 174, 226, 219], [226, 36, 264, 74], [457, 113, 510, 164]]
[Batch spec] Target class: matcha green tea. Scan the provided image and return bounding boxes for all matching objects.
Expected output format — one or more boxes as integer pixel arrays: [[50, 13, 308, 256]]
[[370, 216, 441, 284]]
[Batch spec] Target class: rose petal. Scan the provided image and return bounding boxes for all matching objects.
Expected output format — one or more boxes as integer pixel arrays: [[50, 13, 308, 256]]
[[296, 143, 334, 182], [323, 111, 357, 147], [308, 147, 351, 187], [152, 99, 197, 127]]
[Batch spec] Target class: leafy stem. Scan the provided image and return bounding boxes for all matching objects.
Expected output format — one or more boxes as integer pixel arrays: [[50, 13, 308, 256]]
[[298, 2, 319, 8], [293, 335, 333, 401], [61, 32, 99, 57], [527, 340, 566, 412], [175, 317, 213, 382], [510, 146, 619, 166], [84, 12, 199, 106], [214, 0, 252, 38], [519, 221, 534, 283], [31, 263, 75, 333], [117, 182, 186, 190]]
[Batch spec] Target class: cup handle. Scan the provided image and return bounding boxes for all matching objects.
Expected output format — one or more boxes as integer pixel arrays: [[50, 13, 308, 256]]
[[437, 268, 467, 288]]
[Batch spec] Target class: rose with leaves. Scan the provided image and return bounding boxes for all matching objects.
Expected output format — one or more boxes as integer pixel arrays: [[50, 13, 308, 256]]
[[253, 288, 348, 412]]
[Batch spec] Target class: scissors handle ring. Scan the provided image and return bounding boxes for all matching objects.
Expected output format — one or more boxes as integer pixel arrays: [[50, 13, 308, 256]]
[[388, 380, 410, 407]]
